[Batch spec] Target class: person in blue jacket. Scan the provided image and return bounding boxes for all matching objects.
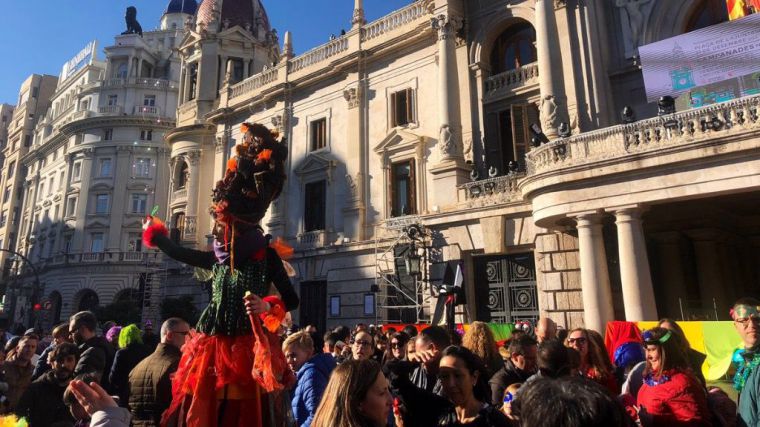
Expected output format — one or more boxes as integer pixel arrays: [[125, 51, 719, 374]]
[[283, 330, 336, 427]]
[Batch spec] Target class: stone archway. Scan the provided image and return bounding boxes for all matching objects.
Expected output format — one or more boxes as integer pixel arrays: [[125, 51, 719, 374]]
[[73, 289, 99, 312]]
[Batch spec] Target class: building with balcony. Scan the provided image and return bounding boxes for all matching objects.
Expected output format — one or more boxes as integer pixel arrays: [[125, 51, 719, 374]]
[[171, 0, 757, 332], [0, 76, 57, 324], [2, 4, 192, 329]]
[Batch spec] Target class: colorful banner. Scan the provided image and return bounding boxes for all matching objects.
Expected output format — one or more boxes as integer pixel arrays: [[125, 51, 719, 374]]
[[638, 13, 760, 101], [610, 321, 742, 382]]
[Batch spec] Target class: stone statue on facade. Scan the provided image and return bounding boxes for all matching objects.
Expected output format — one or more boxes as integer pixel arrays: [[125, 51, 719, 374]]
[[616, 0, 654, 58], [540, 95, 559, 132], [439, 124, 456, 158], [122, 6, 143, 37]]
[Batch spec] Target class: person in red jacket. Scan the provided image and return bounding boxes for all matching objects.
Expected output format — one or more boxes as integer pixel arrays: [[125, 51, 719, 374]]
[[636, 327, 712, 426]]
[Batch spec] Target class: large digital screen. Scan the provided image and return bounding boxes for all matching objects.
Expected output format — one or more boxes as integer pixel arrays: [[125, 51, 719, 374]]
[[639, 13, 760, 102]]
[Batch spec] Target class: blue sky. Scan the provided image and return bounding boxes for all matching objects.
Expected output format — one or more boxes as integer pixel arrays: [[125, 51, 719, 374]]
[[0, 0, 412, 104]]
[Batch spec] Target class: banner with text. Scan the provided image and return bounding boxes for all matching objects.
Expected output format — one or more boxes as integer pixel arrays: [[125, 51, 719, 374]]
[[639, 13, 760, 102]]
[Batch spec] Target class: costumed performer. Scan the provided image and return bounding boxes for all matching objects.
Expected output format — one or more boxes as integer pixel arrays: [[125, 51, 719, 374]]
[[142, 122, 298, 427]]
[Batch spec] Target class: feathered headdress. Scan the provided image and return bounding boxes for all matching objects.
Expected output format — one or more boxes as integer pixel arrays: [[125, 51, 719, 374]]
[[211, 122, 288, 227]]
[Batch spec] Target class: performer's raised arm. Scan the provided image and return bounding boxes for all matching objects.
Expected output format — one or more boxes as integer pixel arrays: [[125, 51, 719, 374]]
[[142, 217, 216, 270], [265, 247, 299, 311]]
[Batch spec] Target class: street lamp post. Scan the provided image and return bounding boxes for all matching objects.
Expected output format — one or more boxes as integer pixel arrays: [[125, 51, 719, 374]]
[[0, 248, 42, 329]]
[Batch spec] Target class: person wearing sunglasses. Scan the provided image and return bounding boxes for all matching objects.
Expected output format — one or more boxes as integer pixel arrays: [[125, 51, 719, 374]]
[[565, 328, 617, 395], [384, 332, 410, 365], [732, 297, 760, 426], [636, 327, 710, 426]]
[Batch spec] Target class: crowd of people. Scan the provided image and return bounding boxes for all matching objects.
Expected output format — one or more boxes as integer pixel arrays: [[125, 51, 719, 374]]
[[0, 296, 759, 426]]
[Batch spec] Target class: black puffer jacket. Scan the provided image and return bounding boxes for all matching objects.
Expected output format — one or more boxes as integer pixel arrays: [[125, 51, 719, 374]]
[[15, 370, 74, 427], [128, 343, 181, 427]]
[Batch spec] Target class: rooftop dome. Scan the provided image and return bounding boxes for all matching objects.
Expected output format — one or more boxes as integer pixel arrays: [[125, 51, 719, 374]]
[[196, 0, 271, 33], [165, 0, 198, 15]]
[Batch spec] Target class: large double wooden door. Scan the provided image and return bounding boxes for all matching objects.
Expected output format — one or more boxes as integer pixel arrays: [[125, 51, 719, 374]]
[[473, 253, 538, 324]]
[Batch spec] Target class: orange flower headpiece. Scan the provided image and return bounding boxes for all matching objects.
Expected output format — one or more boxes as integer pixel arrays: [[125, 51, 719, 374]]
[[211, 122, 288, 227]]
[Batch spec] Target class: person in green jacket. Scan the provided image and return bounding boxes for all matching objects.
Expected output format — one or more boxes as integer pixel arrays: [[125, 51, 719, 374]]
[[732, 297, 760, 426]]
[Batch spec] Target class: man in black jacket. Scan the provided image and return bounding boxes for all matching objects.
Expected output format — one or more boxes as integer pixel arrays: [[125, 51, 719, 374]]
[[489, 335, 537, 406], [69, 311, 116, 390], [16, 342, 79, 427]]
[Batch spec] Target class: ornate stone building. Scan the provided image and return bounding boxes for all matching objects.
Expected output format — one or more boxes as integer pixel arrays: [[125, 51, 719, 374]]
[[0, 3, 193, 328], [172, 0, 758, 332]]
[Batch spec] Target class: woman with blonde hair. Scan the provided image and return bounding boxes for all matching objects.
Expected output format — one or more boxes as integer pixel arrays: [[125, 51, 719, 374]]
[[462, 321, 503, 378], [565, 328, 618, 394], [311, 359, 392, 427]]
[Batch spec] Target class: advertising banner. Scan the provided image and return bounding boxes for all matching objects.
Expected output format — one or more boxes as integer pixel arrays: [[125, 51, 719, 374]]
[[639, 13, 760, 102], [60, 40, 98, 82]]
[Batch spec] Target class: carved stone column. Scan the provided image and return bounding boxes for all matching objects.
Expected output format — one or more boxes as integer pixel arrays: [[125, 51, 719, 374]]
[[431, 14, 463, 161], [352, 0, 365, 29], [535, 0, 568, 139], [184, 150, 202, 241], [575, 212, 614, 332], [614, 207, 657, 321]]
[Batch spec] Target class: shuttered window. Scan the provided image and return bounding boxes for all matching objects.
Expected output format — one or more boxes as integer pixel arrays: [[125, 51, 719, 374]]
[[391, 88, 415, 127]]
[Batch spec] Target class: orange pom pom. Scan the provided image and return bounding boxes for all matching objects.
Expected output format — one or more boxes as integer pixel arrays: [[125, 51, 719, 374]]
[[256, 149, 272, 162], [227, 158, 238, 172], [240, 123, 251, 134], [270, 237, 294, 260]]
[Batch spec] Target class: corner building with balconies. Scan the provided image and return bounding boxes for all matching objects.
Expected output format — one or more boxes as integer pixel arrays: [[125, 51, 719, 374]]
[[172, 0, 760, 332], [3, 4, 193, 329]]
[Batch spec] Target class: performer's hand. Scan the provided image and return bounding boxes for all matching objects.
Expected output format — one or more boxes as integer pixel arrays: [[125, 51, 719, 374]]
[[142, 215, 153, 230], [69, 380, 118, 415], [244, 293, 270, 315]]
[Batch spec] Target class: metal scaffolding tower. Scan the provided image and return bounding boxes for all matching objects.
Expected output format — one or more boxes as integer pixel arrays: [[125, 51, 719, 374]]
[[374, 216, 432, 325]]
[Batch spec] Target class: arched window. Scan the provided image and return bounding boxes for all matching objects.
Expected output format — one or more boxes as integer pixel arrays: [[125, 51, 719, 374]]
[[76, 289, 99, 312], [114, 288, 141, 306], [176, 161, 189, 189], [490, 22, 537, 74], [685, 0, 728, 32]]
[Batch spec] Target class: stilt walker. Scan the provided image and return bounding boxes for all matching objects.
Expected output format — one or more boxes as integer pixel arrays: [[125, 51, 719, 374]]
[[142, 123, 297, 427]]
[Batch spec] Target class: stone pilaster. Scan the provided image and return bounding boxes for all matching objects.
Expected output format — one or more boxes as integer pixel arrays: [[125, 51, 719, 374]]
[[71, 149, 94, 253], [342, 84, 366, 241]]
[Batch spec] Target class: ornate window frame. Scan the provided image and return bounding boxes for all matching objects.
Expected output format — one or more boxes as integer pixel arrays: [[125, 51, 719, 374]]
[[385, 77, 420, 132], [293, 151, 338, 243], [374, 129, 429, 219]]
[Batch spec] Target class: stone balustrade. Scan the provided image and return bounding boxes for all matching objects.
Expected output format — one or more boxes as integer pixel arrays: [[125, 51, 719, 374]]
[[98, 105, 124, 115], [226, 0, 432, 106], [134, 105, 160, 116], [102, 77, 177, 90], [172, 188, 187, 202], [457, 173, 525, 207], [42, 251, 161, 267], [526, 94, 760, 177], [484, 63, 539, 99], [297, 230, 327, 249], [229, 67, 279, 99], [290, 37, 350, 74], [361, 1, 430, 42]]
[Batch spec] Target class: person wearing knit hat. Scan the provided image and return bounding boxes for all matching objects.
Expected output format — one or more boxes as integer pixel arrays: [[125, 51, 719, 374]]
[[142, 122, 298, 427]]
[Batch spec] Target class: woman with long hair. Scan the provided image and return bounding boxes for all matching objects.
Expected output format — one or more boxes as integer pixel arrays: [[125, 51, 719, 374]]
[[565, 328, 618, 394], [636, 327, 711, 426], [311, 359, 392, 427], [437, 346, 510, 426], [462, 322, 503, 378], [658, 318, 706, 387]]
